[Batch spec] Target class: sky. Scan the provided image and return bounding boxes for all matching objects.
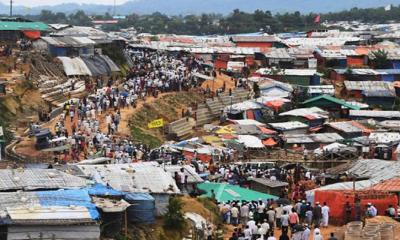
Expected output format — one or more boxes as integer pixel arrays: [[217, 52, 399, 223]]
[[2, 0, 129, 6]]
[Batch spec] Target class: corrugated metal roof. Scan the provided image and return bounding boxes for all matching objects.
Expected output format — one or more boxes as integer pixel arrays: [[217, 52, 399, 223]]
[[344, 81, 394, 91], [264, 48, 293, 59], [327, 121, 367, 133], [57, 57, 92, 76], [0, 169, 89, 191], [53, 26, 108, 39], [0, 189, 99, 223], [250, 178, 289, 188], [231, 35, 281, 43], [369, 132, 400, 144], [308, 85, 335, 95], [269, 121, 308, 131], [41, 36, 95, 47], [279, 107, 328, 119], [349, 110, 400, 119], [76, 163, 180, 194], [164, 165, 203, 184], [257, 68, 318, 76], [370, 178, 400, 192], [285, 133, 343, 144], [284, 37, 360, 47]]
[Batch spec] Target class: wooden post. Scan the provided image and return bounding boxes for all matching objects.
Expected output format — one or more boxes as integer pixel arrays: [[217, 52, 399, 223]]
[[124, 209, 128, 237]]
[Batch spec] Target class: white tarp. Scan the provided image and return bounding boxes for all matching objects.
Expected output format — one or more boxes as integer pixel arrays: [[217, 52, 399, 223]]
[[231, 119, 266, 126], [225, 100, 261, 113], [57, 57, 92, 76], [237, 135, 265, 148], [313, 142, 347, 155]]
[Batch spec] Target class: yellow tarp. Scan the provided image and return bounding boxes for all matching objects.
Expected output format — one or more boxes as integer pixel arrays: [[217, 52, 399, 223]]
[[215, 125, 236, 134], [202, 135, 223, 147], [148, 119, 164, 129]]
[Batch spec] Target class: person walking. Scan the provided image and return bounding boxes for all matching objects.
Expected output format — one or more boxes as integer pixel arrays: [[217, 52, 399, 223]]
[[321, 202, 330, 228]]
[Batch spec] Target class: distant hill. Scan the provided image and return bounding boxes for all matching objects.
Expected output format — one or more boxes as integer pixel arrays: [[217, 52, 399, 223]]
[[0, 0, 400, 15]]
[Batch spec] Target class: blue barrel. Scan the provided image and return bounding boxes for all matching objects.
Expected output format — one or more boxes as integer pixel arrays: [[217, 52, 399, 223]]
[[124, 193, 155, 224], [310, 74, 321, 86]]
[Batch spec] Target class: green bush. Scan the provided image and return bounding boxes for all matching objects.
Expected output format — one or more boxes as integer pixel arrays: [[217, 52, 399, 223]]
[[163, 197, 185, 230]]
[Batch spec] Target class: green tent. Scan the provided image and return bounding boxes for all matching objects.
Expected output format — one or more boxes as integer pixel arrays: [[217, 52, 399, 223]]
[[303, 94, 360, 110], [198, 182, 278, 202]]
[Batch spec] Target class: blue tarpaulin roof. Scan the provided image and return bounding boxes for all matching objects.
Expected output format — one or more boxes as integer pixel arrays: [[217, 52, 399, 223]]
[[87, 183, 124, 197], [37, 189, 99, 220]]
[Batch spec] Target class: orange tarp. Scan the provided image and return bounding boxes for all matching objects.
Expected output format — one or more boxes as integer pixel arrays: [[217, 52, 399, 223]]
[[263, 138, 277, 146], [266, 100, 285, 112], [350, 121, 373, 135], [22, 30, 41, 40], [258, 126, 277, 135], [314, 190, 398, 222]]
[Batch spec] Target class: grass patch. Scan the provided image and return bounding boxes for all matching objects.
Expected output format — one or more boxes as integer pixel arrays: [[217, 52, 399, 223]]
[[129, 92, 204, 148], [131, 127, 162, 148]]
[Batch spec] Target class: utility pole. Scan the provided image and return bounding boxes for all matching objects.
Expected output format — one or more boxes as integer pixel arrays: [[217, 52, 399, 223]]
[[113, 0, 116, 17], [10, 0, 13, 17]]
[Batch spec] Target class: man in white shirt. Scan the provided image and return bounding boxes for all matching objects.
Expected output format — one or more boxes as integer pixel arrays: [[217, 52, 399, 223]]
[[302, 224, 311, 240], [261, 219, 270, 236], [243, 225, 252, 240], [247, 218, 258, 235], [241, 203, 250, 224], [321, 202, 330, 228]]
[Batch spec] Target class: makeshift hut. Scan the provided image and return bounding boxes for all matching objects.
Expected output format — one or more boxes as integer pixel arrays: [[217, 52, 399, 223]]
[[314, 190, 397, 224], [279, 107, 328, 127], [248, 178, 288, 196], [269, 121, 309, 135], [0, 189, 100, 240], [75, 163, 180, 216]]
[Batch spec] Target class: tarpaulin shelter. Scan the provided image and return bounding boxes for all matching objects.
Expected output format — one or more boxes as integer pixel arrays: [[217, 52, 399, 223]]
[[198, 182, 278, 202], [314, 190, 397, 223], [57, 57, 92, 76], [0, 189, 100, 239], [215, 125, 236, 134], [263, 138, 277, 146], [266, 100, 286, 112], [237, 135, 265, 148], [81, 55, 119, 76]]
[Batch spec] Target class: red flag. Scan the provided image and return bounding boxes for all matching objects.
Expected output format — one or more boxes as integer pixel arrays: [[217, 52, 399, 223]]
[[314, 15, 321, 24]]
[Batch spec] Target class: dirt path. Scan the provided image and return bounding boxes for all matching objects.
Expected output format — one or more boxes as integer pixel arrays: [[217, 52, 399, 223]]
[[201, 72, 236, 92]]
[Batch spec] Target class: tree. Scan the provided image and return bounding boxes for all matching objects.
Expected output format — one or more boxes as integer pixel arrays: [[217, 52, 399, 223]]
[[68, 11, 92, 26], [371, 49, 389, 69], [163, 197, 185, 230]]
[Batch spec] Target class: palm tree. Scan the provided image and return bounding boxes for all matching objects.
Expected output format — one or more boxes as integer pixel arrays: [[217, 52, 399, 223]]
[[371, 49, 389, 69]]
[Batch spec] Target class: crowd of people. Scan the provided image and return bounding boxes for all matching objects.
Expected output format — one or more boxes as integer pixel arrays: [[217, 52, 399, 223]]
[[125, 49, 207, 97], [46, 49, 210, 163]]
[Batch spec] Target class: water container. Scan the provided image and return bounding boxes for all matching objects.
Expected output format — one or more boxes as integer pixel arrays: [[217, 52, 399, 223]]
[[124, 192, 156, 224]]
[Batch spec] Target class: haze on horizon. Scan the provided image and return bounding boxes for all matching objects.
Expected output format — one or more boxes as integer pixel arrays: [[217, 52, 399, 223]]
[[1, 0, 130, 6]]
